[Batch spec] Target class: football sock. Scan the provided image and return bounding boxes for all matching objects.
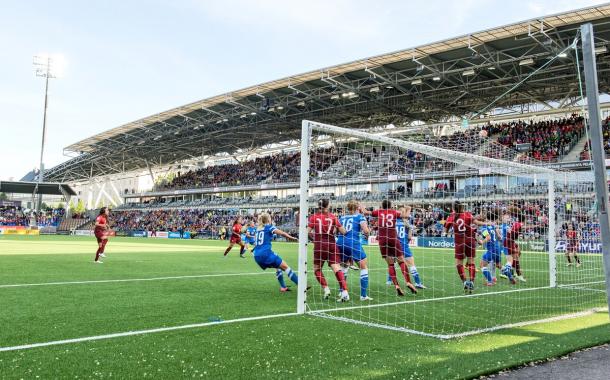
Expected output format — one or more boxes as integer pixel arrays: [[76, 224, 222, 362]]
[[276, 269, 287, 288], [388, 265, 399, 286], [514, 259, 521, 276], [284, 267, 298, 285], [409, 266, 421, 285], [314, 269, 328, 287], [456, 264, 466, 281], [224, 246, 232, 256], [399, 261, 412, 283], [502, 263, 515, 281], [482, 266, 492, 283], [335, 270, 348, 292], [467, 263, 476, 281], [360, 269, 369, 298]]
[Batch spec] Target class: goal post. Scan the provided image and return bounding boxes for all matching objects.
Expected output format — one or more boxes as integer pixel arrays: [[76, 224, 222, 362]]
[[298, 118, 606, 339]]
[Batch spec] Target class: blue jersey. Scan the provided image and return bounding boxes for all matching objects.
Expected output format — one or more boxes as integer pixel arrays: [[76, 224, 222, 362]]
[[254, 224, 276, 256], [481, 225, 499, 253], [337, 214, 365, 243], [246, 226, 257, 240], [396, 218, 410, 248], [500, 223, 509, 244]]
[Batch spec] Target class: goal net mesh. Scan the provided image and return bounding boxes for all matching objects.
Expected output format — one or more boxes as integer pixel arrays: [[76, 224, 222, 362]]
[[300, 120, 606, 339]]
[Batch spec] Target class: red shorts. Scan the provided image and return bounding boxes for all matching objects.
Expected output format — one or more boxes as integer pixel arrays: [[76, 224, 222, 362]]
[[505, 241, 519, 255], [314, 241, 340, 267], [230, 235, 242, 244], [378, 238, 404, 258], [95, 230, 108, 244], [455, 238, 476, 260]]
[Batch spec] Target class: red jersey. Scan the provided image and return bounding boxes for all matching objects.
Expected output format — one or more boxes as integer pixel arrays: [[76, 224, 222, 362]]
[[308, 212, 341, 242], [567, 230, 577, 241], [506, 222, 522, 243], [447, 212, 475, 242], [94, 215, 107, 234], [371, 209, 400, 240], [232, 223, 242, 238]]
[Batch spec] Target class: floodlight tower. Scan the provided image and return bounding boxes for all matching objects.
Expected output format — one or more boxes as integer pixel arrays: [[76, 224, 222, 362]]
[[33, 55, 57, 212]]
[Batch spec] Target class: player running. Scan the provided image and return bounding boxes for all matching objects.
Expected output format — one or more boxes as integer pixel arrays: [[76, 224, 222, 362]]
[[445, 202, 480, 293], [245, 220, 257, 254], [93, 207, 111, 263], [364, 199, 417, 296], [308, 198, 350, 302], [223, 216, 247, 258], [565, 223, 582, 267], [336, 200, 373, 301], [253, 213, 300, 292], [396, 206, 425, 289]]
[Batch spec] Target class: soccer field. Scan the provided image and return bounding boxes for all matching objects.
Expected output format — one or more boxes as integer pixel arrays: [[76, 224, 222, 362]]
[[0, 235, 609, 379]]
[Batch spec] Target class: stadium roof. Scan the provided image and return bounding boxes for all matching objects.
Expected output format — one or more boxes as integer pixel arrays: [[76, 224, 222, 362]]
[[0, 181, 76, 196], [46, 4, 610, 182]]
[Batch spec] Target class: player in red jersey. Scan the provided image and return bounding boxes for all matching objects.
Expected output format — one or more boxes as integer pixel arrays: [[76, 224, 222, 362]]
[[94, 207, 111, 263], [224, 216, 247, 258], [364, 199, 417, 296], [307, 198, 350, 302], [445, 202, 481, 293], [504, 210, 526, 282], [565, 223, 581, 267]]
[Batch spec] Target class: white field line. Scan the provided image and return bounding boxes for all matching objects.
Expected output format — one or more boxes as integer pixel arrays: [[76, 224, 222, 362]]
[[0, 312, 299, 353], [309, 281, 607, 314], [313, 308, 606, 340], [0, 272, 272, 289]]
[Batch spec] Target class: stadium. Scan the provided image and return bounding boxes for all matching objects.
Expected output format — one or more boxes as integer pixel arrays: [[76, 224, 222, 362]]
[[2, 3, 610, 379]]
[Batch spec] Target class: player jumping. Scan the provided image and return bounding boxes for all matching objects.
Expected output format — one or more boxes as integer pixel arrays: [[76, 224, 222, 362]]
[[93, 207, 111, 264], [396, 206, 425, 289], [364, 199, 417, 296], [308, 198, 350, 302], [336, 200, 373, 301], [253, 213, 300, 292], [445, 202, 479, 293], [223, 216, 247, 258], [504, 211, 525, 282]]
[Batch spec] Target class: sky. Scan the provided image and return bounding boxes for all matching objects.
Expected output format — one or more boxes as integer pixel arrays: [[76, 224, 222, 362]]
[[0, 0, 608, 181]]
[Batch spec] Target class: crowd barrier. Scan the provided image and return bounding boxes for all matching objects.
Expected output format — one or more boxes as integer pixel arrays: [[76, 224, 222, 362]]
[[0, 227, 39, 235]]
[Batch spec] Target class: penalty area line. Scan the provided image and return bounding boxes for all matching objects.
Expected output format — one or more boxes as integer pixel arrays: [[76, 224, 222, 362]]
[[0, 312, 299, 353], [0, 272, 272, 289]]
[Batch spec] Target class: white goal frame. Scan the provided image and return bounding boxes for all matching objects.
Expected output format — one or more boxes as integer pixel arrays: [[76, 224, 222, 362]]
[[296, 119, 606, 339]]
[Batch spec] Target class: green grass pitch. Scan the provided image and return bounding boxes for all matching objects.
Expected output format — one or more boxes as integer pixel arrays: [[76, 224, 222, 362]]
[[0, 235, 608, 379]]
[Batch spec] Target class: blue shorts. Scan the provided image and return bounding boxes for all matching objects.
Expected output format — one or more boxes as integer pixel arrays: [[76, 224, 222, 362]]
[[337, 240, 367, 262], [482, 250, 501, 264], [254, 251, 283, 270], [402, 243, 413, 258], [246, 238, 256, 245]]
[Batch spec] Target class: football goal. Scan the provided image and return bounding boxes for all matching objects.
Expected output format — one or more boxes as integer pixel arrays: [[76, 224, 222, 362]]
[[296, 119, 607, 339]]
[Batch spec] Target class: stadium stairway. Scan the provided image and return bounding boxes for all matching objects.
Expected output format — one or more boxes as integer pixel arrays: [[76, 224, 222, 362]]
[[58, 217, 92, 233], [561, 135, 590, 163]]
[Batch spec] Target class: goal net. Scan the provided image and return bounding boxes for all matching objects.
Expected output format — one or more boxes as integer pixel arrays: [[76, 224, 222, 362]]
[[297, 119, 607, 339]]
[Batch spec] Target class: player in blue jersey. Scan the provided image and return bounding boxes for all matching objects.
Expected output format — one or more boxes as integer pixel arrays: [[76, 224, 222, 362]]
[[337, 200, 373, 301], [245, 221, 258, 254], [478, 211, 503, 286], [395, 205, 425, 289], [253, 213, 299, 292], [498, 211, 517, 283]]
